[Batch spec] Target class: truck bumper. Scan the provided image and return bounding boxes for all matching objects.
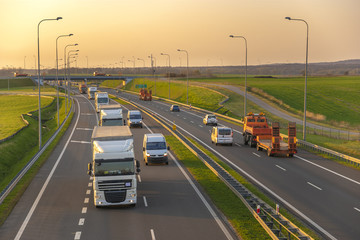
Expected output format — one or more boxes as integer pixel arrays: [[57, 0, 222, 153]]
[[94, 189, 137, 206]]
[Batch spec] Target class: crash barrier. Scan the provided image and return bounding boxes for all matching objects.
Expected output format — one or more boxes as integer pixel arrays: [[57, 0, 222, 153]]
[[0, 98, 74, 205]]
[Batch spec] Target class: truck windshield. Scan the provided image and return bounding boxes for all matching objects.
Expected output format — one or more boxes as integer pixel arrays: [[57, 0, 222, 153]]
[[102, 119, 124, 126], [146, 142, 166, 150], [97, 97, 108, 103], [94, 160, 134, 176]]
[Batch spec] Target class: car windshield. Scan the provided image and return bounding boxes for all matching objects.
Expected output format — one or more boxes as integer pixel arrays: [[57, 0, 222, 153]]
[[219, 129, 231, 135], [208, 115, 216, 119], [97, 97, 108, 103], [173, 106, 179, 109], [102, 119, 123, 126], [130, 114, 141, 119], [146, 141, 166, 150], [94, 160, 134, 176]]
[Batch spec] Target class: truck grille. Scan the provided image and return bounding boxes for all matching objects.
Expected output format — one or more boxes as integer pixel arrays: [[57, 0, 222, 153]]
[[98, 179, 132, 191], [104, 190, 126, 203]]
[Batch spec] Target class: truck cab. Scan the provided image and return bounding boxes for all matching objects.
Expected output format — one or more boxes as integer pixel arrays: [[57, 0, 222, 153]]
[[99, 104, 124, 126], [88, 126, 140, 207]]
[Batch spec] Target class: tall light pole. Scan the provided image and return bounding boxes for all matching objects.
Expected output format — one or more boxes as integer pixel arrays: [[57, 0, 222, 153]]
[[64, 43, 78, 114], [229, 35, 247, 118], [148, 55, 157, 95], [67, 50, 79, 105], [285, 16, 309, 141], [137, 58, 145, 84], [177, 49, 189, 105], [161, 53, 171, 99], [37, 17, 62, 149], [56, 33, 73, 128], [24, 56, 26, 71]]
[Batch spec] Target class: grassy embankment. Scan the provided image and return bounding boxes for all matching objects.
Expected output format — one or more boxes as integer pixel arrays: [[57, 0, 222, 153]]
[[0, 92, 72, 226]]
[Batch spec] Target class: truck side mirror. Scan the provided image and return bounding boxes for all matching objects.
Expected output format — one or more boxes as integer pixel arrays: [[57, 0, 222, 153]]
[[136, 160, 140, 168], [98, 120, 101, 126], [167, 146, 170, 150], [123, 120, 126, 125], [143, 147, 145, 151]]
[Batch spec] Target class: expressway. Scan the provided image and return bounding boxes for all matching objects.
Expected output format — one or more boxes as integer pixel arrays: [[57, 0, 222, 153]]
[[0, 92, 237, 240], [105, 88, 360, 240]]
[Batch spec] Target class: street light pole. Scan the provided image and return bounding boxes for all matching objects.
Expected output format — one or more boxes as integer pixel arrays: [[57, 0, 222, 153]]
[[161, 53, 171, 99], [148, 55, 157, 95], [67, 50, 79, 106], [56, 33, 73, 128], [229, 35, 247, 117], [24, 56, 26, 71], [177, 49, 189, 105], [285, 16, 309, 141], [64, 43, 78, 114], [37, 16, 62, 149]]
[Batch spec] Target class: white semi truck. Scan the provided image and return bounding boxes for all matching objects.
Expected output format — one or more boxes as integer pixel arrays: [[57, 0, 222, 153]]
[[88, 126, 140, 207], [99, 104, 124, 126], [95, 92, 109, 112]]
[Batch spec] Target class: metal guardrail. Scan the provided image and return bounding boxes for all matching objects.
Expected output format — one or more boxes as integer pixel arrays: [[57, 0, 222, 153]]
[[114, 93, 312, 240], [0, 98, 74, 205]]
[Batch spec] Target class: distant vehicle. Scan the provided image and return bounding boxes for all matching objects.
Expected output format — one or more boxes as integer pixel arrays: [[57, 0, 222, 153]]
[[88, 126, 140, 207], [211, 126, 233, 146], [203, 114, 218, 126], [139, 88, 152, 101], [170, 105, 180, 112], [93, 71, 106, 76], [127, 110, 143, 128], [79, 84, 87, 94], [95, 92, 109, 112], [143, 133, 170, 165], [88, 86, 97, 99], [243, 112, 297, 157], [14, 72, 28, 77], [99, 104, 124, 126]]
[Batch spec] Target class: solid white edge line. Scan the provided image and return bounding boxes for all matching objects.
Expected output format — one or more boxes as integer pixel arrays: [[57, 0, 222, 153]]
[[307, 182, 323, 191], [150, 229, 156, 240], [74, 231, 81, 240], [275, 165, 287, 171], [14, 98, 82, 240], [169, 152, 234, 240], [295, 155, 360, 186], [143, 196, 148, 207], [136, 103, 337, 240]]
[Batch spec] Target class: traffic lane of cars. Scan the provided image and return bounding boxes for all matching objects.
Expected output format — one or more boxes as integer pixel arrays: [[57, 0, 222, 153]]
[[121, 95, 360, 240]]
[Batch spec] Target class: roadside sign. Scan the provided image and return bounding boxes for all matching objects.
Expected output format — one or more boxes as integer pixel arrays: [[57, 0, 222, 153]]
[[135, 84, 147, 88]]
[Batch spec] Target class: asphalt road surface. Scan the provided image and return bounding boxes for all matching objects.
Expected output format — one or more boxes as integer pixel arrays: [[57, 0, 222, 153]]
[[0, 92, 237, 240], [106, 88, 360, 240]]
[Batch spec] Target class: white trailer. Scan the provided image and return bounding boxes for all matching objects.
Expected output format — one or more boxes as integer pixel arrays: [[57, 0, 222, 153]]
[[99, 104, 124, 126]]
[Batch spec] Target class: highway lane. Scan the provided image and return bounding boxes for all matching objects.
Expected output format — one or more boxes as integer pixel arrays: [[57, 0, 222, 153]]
[[107, 89, 360, 240], [0, 92, 237, 240]]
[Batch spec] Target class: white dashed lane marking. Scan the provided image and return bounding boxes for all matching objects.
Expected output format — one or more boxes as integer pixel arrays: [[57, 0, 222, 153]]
[[78, 218, 85, 226], [307, 182, 322, 191], [276, 165, 287, 171], [81, 207, 87, 214]]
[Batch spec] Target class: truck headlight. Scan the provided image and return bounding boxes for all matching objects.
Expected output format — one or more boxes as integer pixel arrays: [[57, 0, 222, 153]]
[[163, 153, 168, 157]]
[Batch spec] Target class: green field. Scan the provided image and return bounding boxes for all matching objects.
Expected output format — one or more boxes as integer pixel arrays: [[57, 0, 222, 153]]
[[0, 95, 53, 139], [0, 78, 34, 89]]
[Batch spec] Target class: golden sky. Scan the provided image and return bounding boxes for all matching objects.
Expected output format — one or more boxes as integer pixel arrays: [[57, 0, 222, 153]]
[[1, 0, 359, 69]]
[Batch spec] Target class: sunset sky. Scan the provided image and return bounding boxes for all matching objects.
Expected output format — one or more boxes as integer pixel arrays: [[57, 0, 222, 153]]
[[1, 0, 359, 69]]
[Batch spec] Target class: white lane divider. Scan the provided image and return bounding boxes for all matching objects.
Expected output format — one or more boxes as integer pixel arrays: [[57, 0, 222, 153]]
[[74, 231, 81, 240], [234, 143, 242, 147], [199, 125, 203, 128], [190, 121, 194, 123], [137, 174, 142, 183], [252, 152, 261, 157], [78, 218, 85, 226], [76, 128, 93, 131], [81, 113, 93, 116], [150, 229, 156, 240], [276, 165, 287, 171], [86, 190, 91, 195], [307, 182, 323, 191], [354, 207, 360, 213], [88, 182, 92, 187], [143, 196, 148, 207], [84, 198, 89, 204], [81, 207, 87, 214], [71, 140, 91, 144]]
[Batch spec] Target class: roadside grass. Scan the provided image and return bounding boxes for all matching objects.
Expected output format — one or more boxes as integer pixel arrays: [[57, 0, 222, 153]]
[[0, 111, 74, 226], [100, 79, 124, 88], [109, 95, 129, 105], [0, 97, 71, 201], [125, 78, 226, 111], [165, 135, 271, 240], [188, 138, 321, 240], [0, 95, 53, 139], [0, 78, 34, 89]]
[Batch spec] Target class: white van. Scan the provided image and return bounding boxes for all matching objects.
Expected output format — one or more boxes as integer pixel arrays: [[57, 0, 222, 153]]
[[127, 110, 143, 128], [143, 133, 170, 165], [211, 126, 233, 146]]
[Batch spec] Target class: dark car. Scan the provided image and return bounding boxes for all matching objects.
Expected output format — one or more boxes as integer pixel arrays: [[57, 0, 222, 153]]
[[170, 105, 180, 112]]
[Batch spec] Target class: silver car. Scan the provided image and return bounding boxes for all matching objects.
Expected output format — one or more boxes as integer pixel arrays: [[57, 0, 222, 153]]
[[203, 114, 218, 126]]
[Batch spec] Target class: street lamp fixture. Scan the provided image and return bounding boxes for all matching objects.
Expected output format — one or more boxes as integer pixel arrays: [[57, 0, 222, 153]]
[[285, 16, 309, 141], [229, 34, 248, 118], [64, 43, 78, 113], [37, 16, 62, 149]]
